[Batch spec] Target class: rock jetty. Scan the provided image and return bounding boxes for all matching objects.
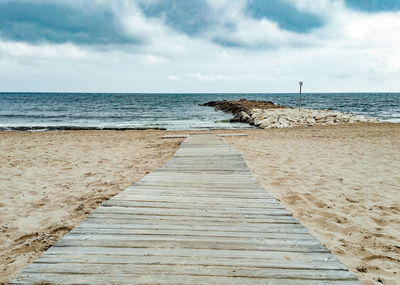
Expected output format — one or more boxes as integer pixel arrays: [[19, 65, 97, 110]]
[[202, 99, 379, 129]]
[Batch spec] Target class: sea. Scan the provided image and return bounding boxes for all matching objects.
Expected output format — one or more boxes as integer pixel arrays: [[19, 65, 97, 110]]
[[0, 93, 399, 131]]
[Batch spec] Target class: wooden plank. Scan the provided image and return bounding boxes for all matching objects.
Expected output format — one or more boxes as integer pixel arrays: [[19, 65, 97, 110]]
[[82, 217, 300, 225], [114, 191, 273, 199], [59, 234, 323, 246], [92, 207, 292, 216], [110, 195, 280, 204], [217, 133, 248, 137], [84, 215, 300, 225], [69, 228, 314, 238], [96, 206, 288, 214], [118, 190, 270, 199], [101, 200, 286, 210], [10, 273, 360, 285], [162, 134, 189, 138], [145, 170, 253, 174], [123, 184, 267, 192], [52, 240, 327, 253], [20, 263, 357, 280], [11, 134, 359, 284], [34, 255, 348, 270], [75, 222, 310, 233], [133, 181, 262, 188], [43, 247, 339, 261]]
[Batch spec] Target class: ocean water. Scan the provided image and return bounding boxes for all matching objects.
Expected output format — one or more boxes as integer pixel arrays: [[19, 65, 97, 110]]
[[0, 93, 399, 130]]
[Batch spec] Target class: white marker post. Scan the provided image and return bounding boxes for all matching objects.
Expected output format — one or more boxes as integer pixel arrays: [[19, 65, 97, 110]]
[[299, 81, 303, 109]]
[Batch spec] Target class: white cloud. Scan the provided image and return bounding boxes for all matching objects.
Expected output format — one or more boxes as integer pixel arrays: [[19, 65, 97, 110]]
[[0, 41, 89, 60], [186, 72, 234, 82]]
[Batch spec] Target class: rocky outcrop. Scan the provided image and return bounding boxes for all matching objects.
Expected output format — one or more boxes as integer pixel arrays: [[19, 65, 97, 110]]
[[203, 99, 379, 129], [201, 98, 284, 114]]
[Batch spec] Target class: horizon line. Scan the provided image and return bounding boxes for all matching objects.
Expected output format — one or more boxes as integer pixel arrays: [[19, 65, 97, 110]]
[[1, 91, 400, 94]]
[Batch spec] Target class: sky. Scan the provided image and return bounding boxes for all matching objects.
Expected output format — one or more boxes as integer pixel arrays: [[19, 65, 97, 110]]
[[0, 0, 399, 93]]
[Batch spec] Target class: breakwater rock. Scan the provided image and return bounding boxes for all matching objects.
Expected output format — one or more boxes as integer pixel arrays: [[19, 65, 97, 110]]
[[202, 99, 379, 129], [202, 99, 284, 114]]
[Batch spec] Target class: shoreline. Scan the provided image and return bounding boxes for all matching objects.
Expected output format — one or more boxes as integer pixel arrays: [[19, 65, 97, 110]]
[[1, 124, 399, 284], [0, 120, 398, 133], [0, 126, 168, 132]]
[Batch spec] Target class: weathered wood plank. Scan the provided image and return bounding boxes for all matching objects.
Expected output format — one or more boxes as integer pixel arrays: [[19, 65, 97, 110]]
[[104, 199, 282, 207], [102, 200, 286, 210], [110, 195, 281, 204], [21, 263, 357, 280], [10, 273, 360, 285], [92, 207, 292, 217], [116, 192, 272, 199], [34, 255, 348, 270], [81, 218, 300, 227], [69, 228, 314, 238], [75, 222, 310, 233], [132, 182, 263, 189], [84, 215, 300, 225], [162, 134, 189, 138], [43, 247, 339, 261], [217, 133, 248, 137], [53, 240, 327, 253]]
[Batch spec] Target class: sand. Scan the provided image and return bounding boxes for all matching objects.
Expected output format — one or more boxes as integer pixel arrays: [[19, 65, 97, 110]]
[[0, 130, 182, 284], [222, 123, 400, 285]]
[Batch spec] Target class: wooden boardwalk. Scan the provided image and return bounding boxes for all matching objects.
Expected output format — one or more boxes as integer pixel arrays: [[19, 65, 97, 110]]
[[11, 134, 359, 284]]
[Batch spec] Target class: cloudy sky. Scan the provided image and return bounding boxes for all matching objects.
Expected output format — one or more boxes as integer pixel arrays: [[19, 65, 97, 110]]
[[0, 0, 399, 92]]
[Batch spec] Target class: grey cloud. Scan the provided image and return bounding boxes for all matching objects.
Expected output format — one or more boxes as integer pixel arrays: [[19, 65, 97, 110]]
[[138, 0, 214, 36], [0, 0, 139, 45], [345, 0, 400, 13], [245, 0, 324, 33]]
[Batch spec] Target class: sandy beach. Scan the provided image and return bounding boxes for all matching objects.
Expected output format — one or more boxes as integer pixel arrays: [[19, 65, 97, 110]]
[[0, 130, 182, 283], [222, 123, 400, 285], [1, 123, 399, 284]]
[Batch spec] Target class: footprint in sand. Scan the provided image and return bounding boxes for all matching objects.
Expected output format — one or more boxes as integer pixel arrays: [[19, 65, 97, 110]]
[[14, 233, 38, 244], [50, 226, 72, 235]]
